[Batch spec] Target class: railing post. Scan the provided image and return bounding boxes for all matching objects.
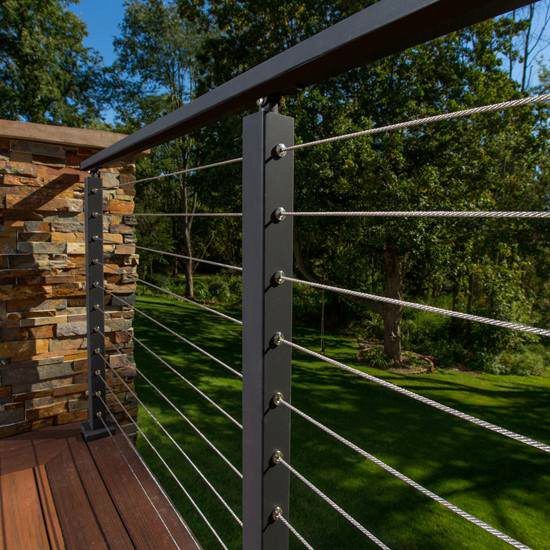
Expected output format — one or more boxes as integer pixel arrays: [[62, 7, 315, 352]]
[[81, 172, 110, 441], [242, 99, 294, 549]]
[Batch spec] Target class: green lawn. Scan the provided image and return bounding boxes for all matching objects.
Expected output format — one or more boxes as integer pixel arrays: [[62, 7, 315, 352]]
[[131, 294, 550, 549]]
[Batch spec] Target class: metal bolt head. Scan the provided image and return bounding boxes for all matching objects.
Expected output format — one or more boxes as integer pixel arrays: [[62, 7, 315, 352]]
[[92, 259, 99, 265], [272, 392, 284, 407], [91, 211, 100, 218], [92, 281, 100, 288], [256, 97, 266, 107], [271, 450, 283, 465], [91, 188, 99, 195], [273, 207, 287, 222], [95, 391, 102, 397], [272, 270, 285, 286], [93, 326, 100, 333], [274, 143, 288, 158], [97, 411, 103, 418], [272, 506, 283, 521], [94, 369, 101, 375], [92, 235, 100, 241]]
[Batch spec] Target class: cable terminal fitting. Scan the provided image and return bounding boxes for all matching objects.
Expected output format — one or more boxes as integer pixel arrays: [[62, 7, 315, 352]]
[[271, 331, 284, 347], [272, 506, 283, 521], [273, 206, 287, 222], [272, 270, 285, 286], [271, 450, 284, 465], [272, 392, 284, 407], [274, 143, 288, 158]]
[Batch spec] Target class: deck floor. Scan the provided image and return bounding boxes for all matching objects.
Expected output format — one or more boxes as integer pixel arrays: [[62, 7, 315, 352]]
[[0, 423, 198, 549]]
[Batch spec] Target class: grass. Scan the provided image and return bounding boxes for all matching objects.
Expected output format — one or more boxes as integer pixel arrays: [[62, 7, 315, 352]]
[[131, 293, 550, 549]]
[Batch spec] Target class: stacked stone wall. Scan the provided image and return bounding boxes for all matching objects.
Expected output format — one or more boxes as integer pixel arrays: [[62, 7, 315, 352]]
[[0, 130, 137, 437]]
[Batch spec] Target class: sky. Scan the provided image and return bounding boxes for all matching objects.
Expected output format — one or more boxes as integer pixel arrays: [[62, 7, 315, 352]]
[[69, 0, 125, 122]]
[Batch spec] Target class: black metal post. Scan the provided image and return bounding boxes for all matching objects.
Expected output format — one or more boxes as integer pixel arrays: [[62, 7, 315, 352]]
[[242, 101, 294, 549], [81, 173, 111, 441]]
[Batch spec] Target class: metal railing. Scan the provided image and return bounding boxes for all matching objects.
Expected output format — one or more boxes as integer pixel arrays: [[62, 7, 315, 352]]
[[80, 1, 547, 549]]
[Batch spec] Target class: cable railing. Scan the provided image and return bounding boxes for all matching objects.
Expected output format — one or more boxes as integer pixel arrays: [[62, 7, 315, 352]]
[[79, 2, 549, 549]]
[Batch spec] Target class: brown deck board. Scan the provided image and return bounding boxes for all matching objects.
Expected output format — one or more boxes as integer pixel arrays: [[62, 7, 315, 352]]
[[67, 436, 134, 549], [90, 436, 197, 550], [0, 423, 198, 550], [1, 467, 50, 549], [35, 465, 65, 550]]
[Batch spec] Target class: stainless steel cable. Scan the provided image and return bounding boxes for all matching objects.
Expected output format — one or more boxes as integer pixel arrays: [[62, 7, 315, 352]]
[[95, 391, 228, 549], [132, 336, 242, 430], [273, 508, 314, 550], [278, 398, 531, 549], [99, 337, 243, 479], [99, 370, 242, 527], [281, 276, 550, 338], [134, 212, 242, 218], [95, 411, 183, 550], [136, 246, 243, 273], [276, 457, 390, 549], [277, 209, 550, 219], [100, 287, 243, 379], [283, 338, 550, 454], [133, 157, 243, 185], [137, 278, 242, 325], [281, 94, 550, 153]]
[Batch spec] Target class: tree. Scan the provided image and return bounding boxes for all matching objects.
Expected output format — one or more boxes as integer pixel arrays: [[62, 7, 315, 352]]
[[111, 0, 206, 298], [199, 1, 548, 365], [0, 0, 105, 126]]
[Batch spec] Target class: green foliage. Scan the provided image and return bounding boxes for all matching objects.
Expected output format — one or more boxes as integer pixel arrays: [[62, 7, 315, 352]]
[[489, 346, 548, 376], [0, 0, 106, 125]]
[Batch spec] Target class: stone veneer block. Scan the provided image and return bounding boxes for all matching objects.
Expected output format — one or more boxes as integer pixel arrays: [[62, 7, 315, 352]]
[[0, 119, 140, 437]]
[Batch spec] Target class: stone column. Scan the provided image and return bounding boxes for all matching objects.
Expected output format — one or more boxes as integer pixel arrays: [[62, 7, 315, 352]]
[[0, 120, 138, 437]]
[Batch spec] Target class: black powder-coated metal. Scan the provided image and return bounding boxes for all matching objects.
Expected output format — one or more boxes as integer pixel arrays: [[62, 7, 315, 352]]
[[242, 107, 294, 548], [81, 174, 111, 441]]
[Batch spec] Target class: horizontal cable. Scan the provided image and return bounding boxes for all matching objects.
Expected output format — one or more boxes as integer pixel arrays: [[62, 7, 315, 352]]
[[98, 331, 243, 479], [132, 336, 242, 430], [273, 509, 314, 550], [282, 276, 550, 338], [100, 287, 243, 379], [282, 94, 550, 152], [137, 278, 242, 325], [134, 212, 242, 218], [276, 457, 389, 549], [136, 246, 242, 273], [95, 391, 228, 549], [283, 339, 550, 454], [278, 209, 550, 219], [99, 370, 242, 527], [279, 398, 530, 549], [133, 157, 243, 185], [95, 411, 183, 550]]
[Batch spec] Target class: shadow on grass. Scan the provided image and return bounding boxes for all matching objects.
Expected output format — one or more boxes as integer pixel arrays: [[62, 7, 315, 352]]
[[132, 295, 550, 550]]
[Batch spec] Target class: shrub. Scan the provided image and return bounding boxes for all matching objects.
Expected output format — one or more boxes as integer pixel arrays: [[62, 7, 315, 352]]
[[489, 348, 547, 376]]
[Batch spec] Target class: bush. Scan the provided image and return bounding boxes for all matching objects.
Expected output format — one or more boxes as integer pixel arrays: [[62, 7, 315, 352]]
[[488, 348, 547, 376]]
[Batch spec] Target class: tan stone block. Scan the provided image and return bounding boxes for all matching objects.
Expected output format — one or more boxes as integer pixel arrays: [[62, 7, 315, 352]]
[[49, 283, 84, 298], [52, 383, 87, 397], [0, 339, 48, 361], [109, 224, 134, 235], [103, 233, 123, 244], [51, 232, 84, 243], [114, 244, 135, 255], [56, 409, 87, 424], [108, 199, 134, 214], [0, 161, 38, 178], [1, 174, 42, 187], [26, 401, 67, 421], [20, 316, 67, 327], [5, 195, 82, 213], [66, 242, 85, 255], [49, 337, 86, 353]]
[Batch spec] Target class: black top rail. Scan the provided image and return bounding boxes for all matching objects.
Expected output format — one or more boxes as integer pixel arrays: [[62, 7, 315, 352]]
[[81, 0, 530, 171]]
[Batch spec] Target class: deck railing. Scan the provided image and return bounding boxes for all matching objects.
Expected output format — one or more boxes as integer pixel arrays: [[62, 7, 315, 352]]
[[79, 1, 548, 548]]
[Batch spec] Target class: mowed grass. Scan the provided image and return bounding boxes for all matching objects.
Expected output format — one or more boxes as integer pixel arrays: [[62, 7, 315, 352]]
[[132, 294, 550, 549]]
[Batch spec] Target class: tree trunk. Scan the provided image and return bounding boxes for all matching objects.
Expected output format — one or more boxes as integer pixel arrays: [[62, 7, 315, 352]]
[[183, 217, 194, 298], [382, 242, 403, 364]]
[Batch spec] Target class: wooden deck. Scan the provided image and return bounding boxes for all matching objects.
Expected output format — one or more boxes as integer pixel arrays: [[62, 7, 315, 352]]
[[0, 423, 199, 549]]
